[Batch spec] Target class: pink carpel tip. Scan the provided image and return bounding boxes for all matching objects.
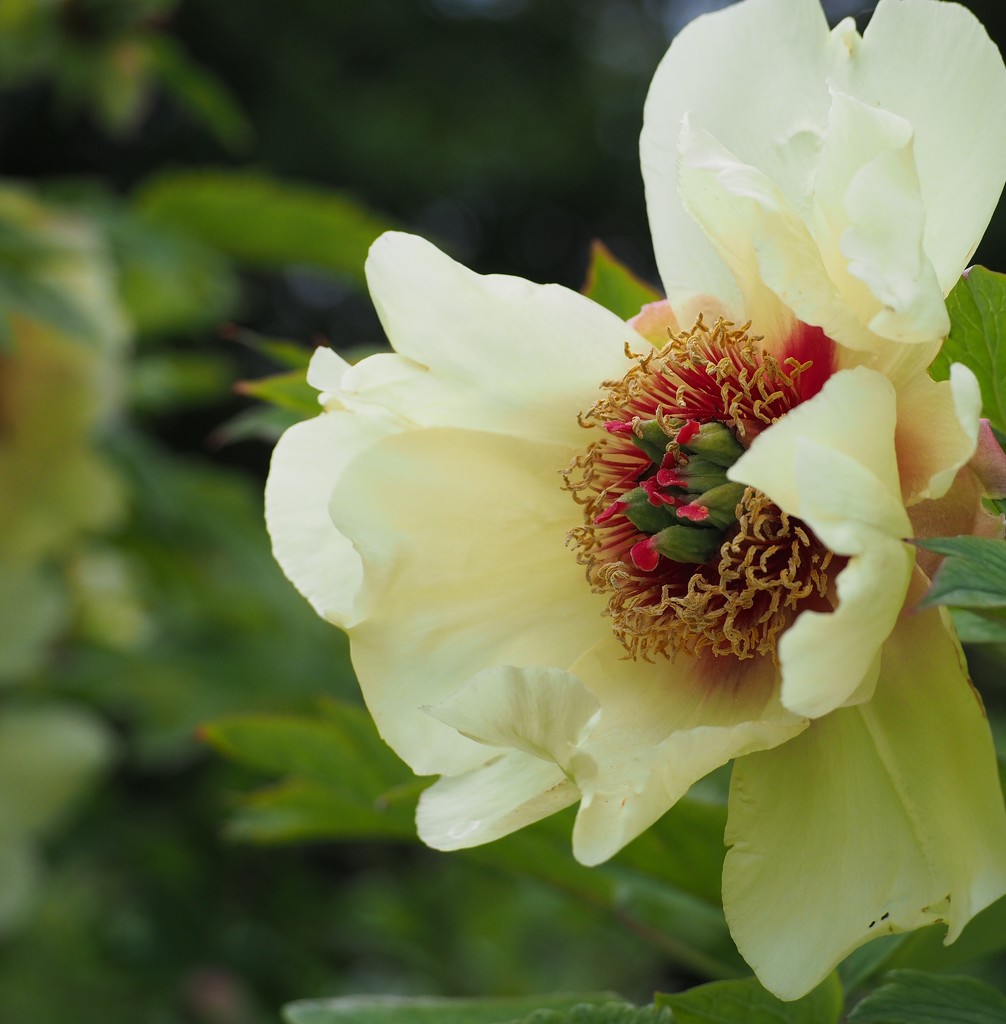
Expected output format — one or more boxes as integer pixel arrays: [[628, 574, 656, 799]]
[[603, 420, 634, 435], [676, 503, 709, 522], [641, 477, 678, 506], [594, 500, 628, 524], [676, 419, 701, 445], [630, 537, 660, 572]]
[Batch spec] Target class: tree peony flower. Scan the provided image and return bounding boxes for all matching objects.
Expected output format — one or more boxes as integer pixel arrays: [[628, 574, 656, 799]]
[[266, 0, 1006, 999]]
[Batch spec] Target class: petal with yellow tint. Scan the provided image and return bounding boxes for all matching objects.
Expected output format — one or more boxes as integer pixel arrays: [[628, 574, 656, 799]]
[[331, 426, 605, 776], [567, 637, 805, 866], [723, 594, 1006, 1001]]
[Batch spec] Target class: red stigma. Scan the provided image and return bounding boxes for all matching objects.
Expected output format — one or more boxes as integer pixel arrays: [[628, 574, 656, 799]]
[[603, 420, 634, 435], [641, 477, 678, 506], [656, 453, 685, 488], [594, 500, 628, 524], [630, 537, 660, 572], [675, 419, 701, 445], [677, 503, 710, 522]]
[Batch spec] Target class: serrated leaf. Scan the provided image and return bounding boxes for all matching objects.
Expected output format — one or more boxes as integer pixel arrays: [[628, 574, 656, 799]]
[[658, 972, 843, 1024], [582, 242, 660, 320], [915, 536, 1006, 610], [847, 969, 1006, 1023], [135, 171, 397, 286], [932, 267, 1006, 434], [235, 368, 319, 415], [282, 993, 620, 1024]]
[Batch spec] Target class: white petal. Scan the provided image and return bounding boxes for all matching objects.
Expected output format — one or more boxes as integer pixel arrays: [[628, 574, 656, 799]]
[[362, 232, 639, 447], [567, 637, 805, 866], [306, 346, 353, 409], [723, 598, 1006, 1000], [814, 91, 947, 344], [895, 364, 981, 506], [730, 366, 909, 538], [417, 750, 576, 851], [642, 0, 849, 311], [331, 426, 606, 776], [427, 665, 599, 771], [264, 410, 402, 628], [847, 0, 1006, 291], [730, 367, 914, 716]]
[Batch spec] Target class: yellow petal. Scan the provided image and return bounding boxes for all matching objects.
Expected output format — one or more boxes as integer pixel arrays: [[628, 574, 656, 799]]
[[331, 426, 605, 776], [361, 232, 638, 447], [567, 637, 805, 866], [723, 596, 1006, 1000]]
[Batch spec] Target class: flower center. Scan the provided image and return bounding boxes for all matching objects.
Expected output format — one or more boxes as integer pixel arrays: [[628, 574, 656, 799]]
[[564, 315, 837, 662]]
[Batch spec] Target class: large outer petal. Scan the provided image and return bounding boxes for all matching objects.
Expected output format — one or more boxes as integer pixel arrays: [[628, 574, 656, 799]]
[[641, 0, 835, 313], [358, 233, 639, 447], [723, 595, 1006, 1000], [331, 426, 606, 776], [264, 408, 402, 628], [848, 0, 1006, 291], [568, 637, 805, 866], [729, 367, 913, 717]]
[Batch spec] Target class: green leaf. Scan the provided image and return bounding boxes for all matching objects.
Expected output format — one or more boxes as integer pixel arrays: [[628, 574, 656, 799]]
[[915, 536, 1006, 610], [201, 702, 410, 795], [846, 970, 1006, 1022], [110, 214, 238, 335], [949, 607, 1006, 644], [223, 776, 418, 844], [658, 972, 843, 1024], [221, 325, 314, 369], [135, 171, 398, 286], [517, 1004, 672, 1024], [932, 266, 1006, 434], [0, 266, 103, 343], [282, 993, 620, 1024], [210, 405, 303, 446], [581, 242, 660, 321], [147, 36, 254, 152], [235, 368, 319, 415]]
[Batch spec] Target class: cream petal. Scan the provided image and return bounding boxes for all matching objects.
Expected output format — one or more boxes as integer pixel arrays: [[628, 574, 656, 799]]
[[777, 530, 911, 717], [264, 410, 401, 628], [427, 665, 599, 771], [640, 0, 835, 313], [723, 598, 1006, 1001], [362, 232, 638, 447], [331, 426, 606, 776], [417, 750, 577, 851], [814, 91, 946, 345], [729, 366, 909, 538], [567, 637, 805, 866], [895, 363, 981, 506], [846, 0, 1006, 292], [730, 367, 914, 716], [306, 346, 353, 409]]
